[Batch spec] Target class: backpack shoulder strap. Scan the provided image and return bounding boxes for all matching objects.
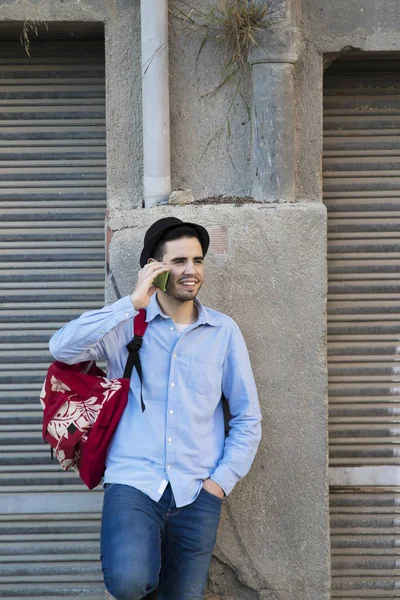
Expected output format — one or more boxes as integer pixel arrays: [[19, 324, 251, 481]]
[[133, 308, 148, 337], [123, 309, 148, 412]]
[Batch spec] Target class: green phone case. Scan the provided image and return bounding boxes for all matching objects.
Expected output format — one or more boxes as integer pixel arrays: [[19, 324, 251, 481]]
[[153, 271, 169, 292]]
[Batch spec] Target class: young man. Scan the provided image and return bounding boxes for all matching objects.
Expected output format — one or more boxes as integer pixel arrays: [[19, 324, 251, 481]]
[[49, 216, 262, 600]]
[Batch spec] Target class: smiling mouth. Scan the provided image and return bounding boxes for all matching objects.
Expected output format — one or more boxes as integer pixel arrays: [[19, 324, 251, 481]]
[[179, 280, 198, 287]]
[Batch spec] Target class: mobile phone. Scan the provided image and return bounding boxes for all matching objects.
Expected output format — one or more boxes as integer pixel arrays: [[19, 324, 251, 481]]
[[153, 271, 169, 292]]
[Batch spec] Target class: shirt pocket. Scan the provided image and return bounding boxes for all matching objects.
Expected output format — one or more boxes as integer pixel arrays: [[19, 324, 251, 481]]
[[187, 356, 222, 396]]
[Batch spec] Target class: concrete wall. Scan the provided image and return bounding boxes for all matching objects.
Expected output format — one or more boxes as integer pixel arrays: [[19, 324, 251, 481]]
[[303, 0, 400, 52], [169, 1, 253, 199]]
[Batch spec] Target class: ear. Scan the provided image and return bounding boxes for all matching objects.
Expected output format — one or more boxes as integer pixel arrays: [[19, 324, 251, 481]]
[[147, 258, 155, 264]]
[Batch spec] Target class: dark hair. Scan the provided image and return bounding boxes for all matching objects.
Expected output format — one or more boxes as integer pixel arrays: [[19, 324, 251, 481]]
[[152, 225, 201, 262]]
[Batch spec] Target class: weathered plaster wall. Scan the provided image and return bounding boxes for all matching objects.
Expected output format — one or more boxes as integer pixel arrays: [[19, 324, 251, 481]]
[[0, 0, 104, 21], [294, 41, 323, 203], [168, 1, 252, 199], [105, 0, 143, 210], [303, 0, 400, 53], [107, 203, 329, 600]]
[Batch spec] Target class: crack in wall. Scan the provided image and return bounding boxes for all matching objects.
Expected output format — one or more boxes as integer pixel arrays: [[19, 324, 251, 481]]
[[206, 555, 288, 600], [206, 556, 260, 600]]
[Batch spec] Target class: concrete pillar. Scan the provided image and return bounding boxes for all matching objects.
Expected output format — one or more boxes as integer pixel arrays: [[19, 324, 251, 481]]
[[107, 202, 330, 600], [252, 62, 296, 201], [250, 23, 300, 202]]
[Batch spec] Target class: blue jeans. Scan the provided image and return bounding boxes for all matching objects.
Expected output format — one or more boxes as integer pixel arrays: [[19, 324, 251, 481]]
[[101, 483, 222, 600]]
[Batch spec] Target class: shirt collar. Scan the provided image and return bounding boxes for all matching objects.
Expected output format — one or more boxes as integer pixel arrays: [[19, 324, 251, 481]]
[[145, 294, 219, 327], [145, 294, 166, 323]]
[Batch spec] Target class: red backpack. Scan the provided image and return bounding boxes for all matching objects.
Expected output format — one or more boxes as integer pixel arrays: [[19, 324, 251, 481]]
[[40, 309, 148, 489]]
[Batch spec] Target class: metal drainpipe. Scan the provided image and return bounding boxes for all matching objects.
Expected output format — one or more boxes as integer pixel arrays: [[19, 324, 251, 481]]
[[141, 0, 171, 207]]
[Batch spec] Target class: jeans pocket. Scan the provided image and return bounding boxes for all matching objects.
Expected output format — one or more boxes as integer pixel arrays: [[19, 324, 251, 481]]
[[201, 487, 224, 503]]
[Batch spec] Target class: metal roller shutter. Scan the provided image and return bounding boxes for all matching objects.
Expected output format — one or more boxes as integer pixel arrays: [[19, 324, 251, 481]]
[[324, 53, 400, 597], [0, 512, 103, 600], [0, 40, 106, 490], [330, 488, 400, 598], [0, 40, 106, 598]]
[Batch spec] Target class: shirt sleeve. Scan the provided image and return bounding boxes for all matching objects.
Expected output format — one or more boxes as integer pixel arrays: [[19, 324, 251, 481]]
[[209, 322, 262, 496], [49, 295, 137, 364]]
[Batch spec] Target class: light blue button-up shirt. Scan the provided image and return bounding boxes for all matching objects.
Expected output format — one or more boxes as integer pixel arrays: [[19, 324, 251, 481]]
[[49, 294, 262, 508]]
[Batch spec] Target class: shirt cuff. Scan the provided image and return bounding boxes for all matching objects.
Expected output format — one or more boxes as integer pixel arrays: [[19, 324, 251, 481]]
[[111, 295, 138, 323], [210, 463, 238, 497]]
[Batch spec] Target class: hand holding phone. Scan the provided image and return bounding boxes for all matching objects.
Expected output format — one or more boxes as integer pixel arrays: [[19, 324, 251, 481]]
[[130, 262, 169, 309]]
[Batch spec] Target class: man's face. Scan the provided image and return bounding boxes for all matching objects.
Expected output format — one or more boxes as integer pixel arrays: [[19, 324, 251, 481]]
[[161, 236, 204, 302]]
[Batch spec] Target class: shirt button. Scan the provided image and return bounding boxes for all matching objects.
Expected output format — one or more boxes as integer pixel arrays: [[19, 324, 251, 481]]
[[168, 437, 172, 443], [169, 327, 174, 331], [167, 465, 171, 470], [170, 382, 175, 387], [124, 313, 130, 318], [169, 410, 174, 415], [101, 329, 105, 333], [173, 353, 177, 359]]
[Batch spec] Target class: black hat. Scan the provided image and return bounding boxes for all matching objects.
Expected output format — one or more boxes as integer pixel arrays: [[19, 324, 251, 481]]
[[140, 217, 210, 267]]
